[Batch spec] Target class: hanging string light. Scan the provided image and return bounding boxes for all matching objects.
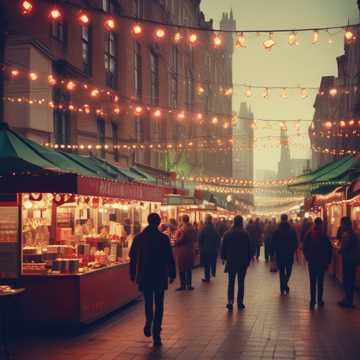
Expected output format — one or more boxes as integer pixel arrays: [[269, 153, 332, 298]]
[[344, 28, 355, 43], [263, 32, 276, 51], [21, 1, 33, 15], [281, 88, 289, 99], [213, 33, 223, 48], [235, 32, 247, 48], [245, 86, 252, 97], [300, 88, 309, 98], [155, 28, 166, 39], [104, 17, 116, 31], [79, 12, 90, 25], [288, 31, 297, 46], [262, 87, 270, 99], [49, 7, 63, 21], [132, 24, 143, 36], [312, 30, 320, 44], [189, 33, 198, 45]]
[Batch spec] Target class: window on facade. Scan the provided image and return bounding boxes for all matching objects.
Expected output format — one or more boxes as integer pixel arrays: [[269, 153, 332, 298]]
[[102, 0, 115, 13], [135, 116, 145, 143], [81, 25, 91, 75], [53, 88, 70, 144], [134, 42, 142, 100], [134, 0, 144, 18], [150, 51, 159, 106], [105, 32, 117, 88], [186, 73, 194, 110], [169, 46, 178, 108], [97, 118, 106, 158], [111, 122, 119, 161], [51, 21, 65, 42]]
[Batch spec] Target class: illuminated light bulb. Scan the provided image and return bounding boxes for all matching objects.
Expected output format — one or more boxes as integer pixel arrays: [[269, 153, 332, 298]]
[[244, 87, 252, 97], [196, 113, 203, 121], [91, 89, 100, 97], [29, 72, 38, 80], [79, 13, 90, 25], [262, 87, 270, 98], [189, 33, 198, 45], [300, 88, 308, 98], [349, 119, 355, 126], [281, 88, 289, 98], [225, 88, 233, 96], [177, 112, 185, 120], [174, 32, 182, 43], [223, 122, 230, 129], [213, 33, 222, 48], [197, 86, 205, 95], [48, 75, 56, 85], [329, 88, 338, 97], [312, 30, 320, 44], [105, 18, 116, 31], [132, 24, 143, 36], [21, 1, 33, 15], [68, 105, 75, 111], [263, 32, 275, 51], [49, 7, 62, 21], [23, 200, 33, 209], [113, 107, 120, 114], [340, 120, 346, 127], [288, 31, 297, 46], [211, 117, 219, 125], [324, 121, 332, 129], [66, 81, 76, 91], [345, 29, 354, 42], [153, 109, 161, 118], [135, 106, 143, 115], [235, 32, 246, 48], [155, 28, 166, 39], [10, 69, 19, 77]]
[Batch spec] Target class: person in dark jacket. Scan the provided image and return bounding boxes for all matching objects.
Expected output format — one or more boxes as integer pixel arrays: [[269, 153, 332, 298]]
[[221, 215, 252, 311], [174, 214, 196, 291], [199, 214, 221, 282], [129, 213, 176, 347], [271, 214, 298, 295], [338, 216, 359, 308], [303, 217, 332, 309]]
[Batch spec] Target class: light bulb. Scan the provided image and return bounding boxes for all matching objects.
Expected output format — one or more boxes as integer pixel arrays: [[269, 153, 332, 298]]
[[155, 28, 166, 39], [213, 34, 222, 48], [174, 32, 182, 43], [49, 7, 62, 21], [235, 32, 246, 48], [245, 87, 252, 97], [105, 18, 116, 31], [312, 30, 320, 44], [288, 31, 297, 46], [329, 88, 337, 97], [345, 29, 354, 42], [281, 88, 288, 99], [21, 1, 33, 15], [132, 24, 143, 35], [79, 13, 90, 25], [189, 33, 198, 45], [263, 32, 275, 51], [300, 88, 308, 98]]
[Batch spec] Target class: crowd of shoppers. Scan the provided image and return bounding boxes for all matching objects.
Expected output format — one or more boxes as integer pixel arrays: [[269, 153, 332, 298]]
[[129, 211, 359, 347]]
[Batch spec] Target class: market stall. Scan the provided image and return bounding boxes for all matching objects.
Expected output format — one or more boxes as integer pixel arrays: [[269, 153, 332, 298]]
[[0, 123, 176, 326]]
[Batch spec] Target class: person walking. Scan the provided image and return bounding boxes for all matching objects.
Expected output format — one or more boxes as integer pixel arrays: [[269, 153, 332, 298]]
[[264, 218, 277, 263], [221, 215, 252, 311], [175, 214, 196, 291], [129, 213, 176, 347], [253, 218, 263, 260], [271, 214, 298, 295], [199, 214, 221, 282], [246, 219, 257, 261], [303, 217, 332, 309], [337, 216, 359, 308]]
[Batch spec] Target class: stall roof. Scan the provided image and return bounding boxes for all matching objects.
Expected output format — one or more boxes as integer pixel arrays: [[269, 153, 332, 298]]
[[0, 122, 60, 174]]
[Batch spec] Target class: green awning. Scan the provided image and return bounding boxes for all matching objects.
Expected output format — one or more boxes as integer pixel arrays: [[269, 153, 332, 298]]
[[0, 122, 60, 174], [130, 166, 157, 183]]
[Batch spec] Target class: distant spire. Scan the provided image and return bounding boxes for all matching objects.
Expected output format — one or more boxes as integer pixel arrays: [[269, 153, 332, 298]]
[[230, 8, 234, 20]]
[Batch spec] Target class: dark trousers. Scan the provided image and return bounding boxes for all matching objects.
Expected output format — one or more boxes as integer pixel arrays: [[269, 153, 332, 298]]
[[342, 259, 357, 305], [180, 269, 192, 288], [143, 288, 165, 337], [278, 261, 293, 292], [227, 268, 247, 305], [255, 243, 261, 259], [203, 253, 217, 280], [308, 265, 325, 304], [264, 241, 271, 262]]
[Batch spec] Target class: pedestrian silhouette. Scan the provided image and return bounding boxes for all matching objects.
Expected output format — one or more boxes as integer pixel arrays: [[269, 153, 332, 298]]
[[129, 213, 176, 347], [303, 217, 332, 309], [221, 215, 252, 311], [337, 216, 359, 308], [271, 214, 298, 295], [198, 214, 221, 282], [175, 214, 196, 291]]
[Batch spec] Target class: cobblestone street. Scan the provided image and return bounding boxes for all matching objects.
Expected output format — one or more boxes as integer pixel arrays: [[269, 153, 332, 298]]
[[12, 260, 360, 360]]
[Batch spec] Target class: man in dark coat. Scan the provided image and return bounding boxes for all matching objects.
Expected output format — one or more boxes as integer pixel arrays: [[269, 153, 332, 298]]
[[199, 214, 221, 282], [221, 215, 252, 311], [271, 214, 298, 295], [338, 216, 359, 308], [129, 213, 176, 347], [303, 217, 332, 309]]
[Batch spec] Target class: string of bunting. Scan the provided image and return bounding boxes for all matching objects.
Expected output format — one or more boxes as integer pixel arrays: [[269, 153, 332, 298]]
[[18, 1, 359, 52]]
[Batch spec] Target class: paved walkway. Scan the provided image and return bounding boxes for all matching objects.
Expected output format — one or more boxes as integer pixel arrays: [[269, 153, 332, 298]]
[[12, 260, 360, 360]]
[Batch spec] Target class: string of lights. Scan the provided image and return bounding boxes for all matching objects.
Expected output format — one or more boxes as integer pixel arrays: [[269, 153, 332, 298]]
[[311, 144, 360, 156], [18, 1, 359, 52], [195, 184, 295, 195]]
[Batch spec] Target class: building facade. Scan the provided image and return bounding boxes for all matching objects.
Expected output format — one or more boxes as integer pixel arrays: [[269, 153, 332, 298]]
[[233, 102, 254, 204], [310, 2, 360, 169], [2, 0, 234, 175]]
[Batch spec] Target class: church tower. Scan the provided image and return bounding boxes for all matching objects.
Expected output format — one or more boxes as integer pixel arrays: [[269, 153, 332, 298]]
[[277, 124, 292, 179]]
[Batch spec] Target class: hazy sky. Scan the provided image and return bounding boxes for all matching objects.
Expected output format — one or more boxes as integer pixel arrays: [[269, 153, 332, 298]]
[[201, 0, 358, 174]]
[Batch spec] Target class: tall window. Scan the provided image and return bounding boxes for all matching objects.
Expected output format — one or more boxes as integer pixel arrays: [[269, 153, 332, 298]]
[[102, 0, 115, 13], [186, 72, 194, 110], [82, 25, 91, 75], [150, 51, 159, 105], [134, 0, 144, 18], [169, 46, 178, 108], [111, 122, 119, 161], [135, 116, 145, 143], [53, 88, 70, 145], [97, 118, 106, 158], [134, 42, 142, 100], [51, 21, 65, 43], [105, 32, 117, 88]]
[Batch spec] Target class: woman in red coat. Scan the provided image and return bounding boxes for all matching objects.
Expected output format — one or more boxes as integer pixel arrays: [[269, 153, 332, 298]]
[[175, 215, 196, 291]]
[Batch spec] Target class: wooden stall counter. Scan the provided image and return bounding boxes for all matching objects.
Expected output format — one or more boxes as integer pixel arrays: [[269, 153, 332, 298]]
[[7, 263, 140, 328]]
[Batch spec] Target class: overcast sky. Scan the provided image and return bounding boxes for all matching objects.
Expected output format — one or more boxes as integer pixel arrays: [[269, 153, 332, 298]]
[[201, 0, 358, 174]]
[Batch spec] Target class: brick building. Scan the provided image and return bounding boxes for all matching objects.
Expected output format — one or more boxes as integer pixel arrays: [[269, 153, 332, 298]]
[[310, 1, 360, 169], [1, 0, 234, 176]]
